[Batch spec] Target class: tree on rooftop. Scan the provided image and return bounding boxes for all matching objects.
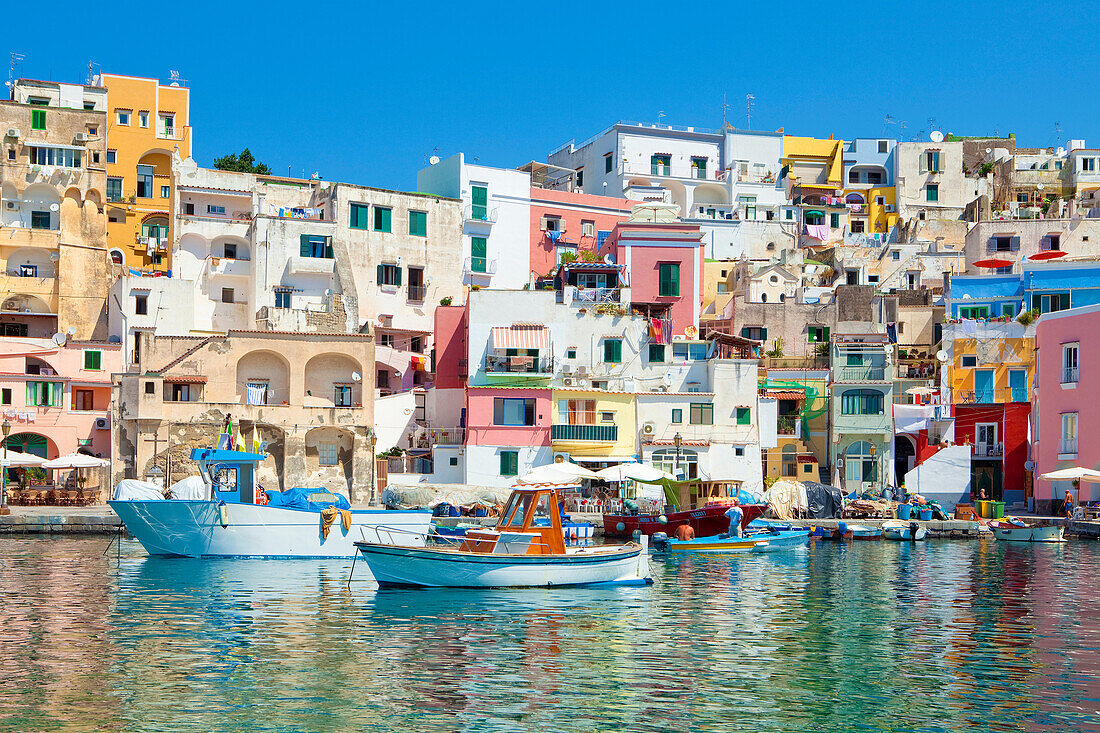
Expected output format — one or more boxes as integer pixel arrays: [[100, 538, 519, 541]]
[[213, 148, 271, 175]]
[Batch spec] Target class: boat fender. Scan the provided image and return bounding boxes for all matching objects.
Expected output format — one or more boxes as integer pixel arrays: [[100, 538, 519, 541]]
[[657, 515, 668, 525], [837, 521, 848, 536], [255, 487, 269, 506], [616, 522, 626, 532], [632, 529, 642, 540], [218, 501, 228, 528]]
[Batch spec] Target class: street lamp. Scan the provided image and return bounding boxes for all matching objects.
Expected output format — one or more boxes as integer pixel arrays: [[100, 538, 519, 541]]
[[673, 431, 682, 479], [1, 419, 11, 515], [368, 428, 378, 507]]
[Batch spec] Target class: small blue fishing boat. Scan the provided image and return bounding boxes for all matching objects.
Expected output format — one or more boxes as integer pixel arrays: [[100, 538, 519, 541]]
[[651, 527, 810, 554]]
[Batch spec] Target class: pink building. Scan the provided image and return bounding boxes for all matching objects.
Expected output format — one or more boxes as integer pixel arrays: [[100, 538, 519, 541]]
[[608, 221, 705, 336], [1034, 304, 1100, 514], [0, 338, 121, 461], [529, 188, 632, 276]]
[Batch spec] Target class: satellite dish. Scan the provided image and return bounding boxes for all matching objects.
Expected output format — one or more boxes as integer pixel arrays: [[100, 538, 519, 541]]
[[67, 326, 75, 336], [1024, 460, 1035, 471], [51, 332, 66, 346], [1037, 183, 1045, 191], [662, 371, 673, 386], [930, 131, 944, 143], [49, 203, 60, 212], [351, 371, 362, 383], [49, 252, 60, 262], [428, 155, 441, 165], [936, 350, 948, 363]]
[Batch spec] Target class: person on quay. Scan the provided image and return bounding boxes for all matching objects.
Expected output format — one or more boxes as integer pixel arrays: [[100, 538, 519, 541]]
[[1065, 489, 1075, 519]]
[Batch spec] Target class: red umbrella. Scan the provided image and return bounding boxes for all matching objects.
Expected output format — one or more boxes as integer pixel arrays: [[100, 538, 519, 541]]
[[973, 258, 1013, 269], [1028, 250, 1067, 261]]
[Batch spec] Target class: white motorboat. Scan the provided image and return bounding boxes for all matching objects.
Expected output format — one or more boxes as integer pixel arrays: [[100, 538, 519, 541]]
[[990, 519, 1066, 543], [354, 486, 652, 588], [110, 448, 431, 558]]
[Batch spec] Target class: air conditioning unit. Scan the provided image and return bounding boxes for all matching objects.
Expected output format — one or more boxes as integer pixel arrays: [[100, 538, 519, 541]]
[[642, 422, 655, 435], [563, 377, 574, 386], [574, 378, 589, 388], [74, 132, 89, 143], [553, 452, 571, 464], [885, 204, 896, 213], [5, 201, 16, 210], [6, 128, 19, 139], [94, 417, 110, 430]]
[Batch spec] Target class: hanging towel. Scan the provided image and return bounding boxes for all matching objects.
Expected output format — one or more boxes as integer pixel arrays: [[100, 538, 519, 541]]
[[548, 230, 562, 243], [661, 318, 673, 345], [320, 506, 338, 539], [806, 224, 829, 241], [246, 383, 267, 405]]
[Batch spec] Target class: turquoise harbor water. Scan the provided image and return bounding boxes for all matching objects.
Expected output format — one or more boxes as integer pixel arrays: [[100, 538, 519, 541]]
[[1, 537, 1098, 732]]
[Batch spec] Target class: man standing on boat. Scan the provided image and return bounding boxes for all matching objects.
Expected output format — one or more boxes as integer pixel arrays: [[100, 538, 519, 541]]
[[725, 501, 744, 538]]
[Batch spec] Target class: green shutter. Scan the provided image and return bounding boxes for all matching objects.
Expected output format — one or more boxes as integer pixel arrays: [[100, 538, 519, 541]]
[[1061, 293, 1070, 311], [377, 264, 385, 283], [605, 155, 613, 173], [760, 328, 768, 342], [394, 267, 402, 287], [672, 409, 682, 424], [324, 236, 333, 259], [84, 351, 101, 370], [300, 235, 310, 257], [737, 407, 750, 425], [471, 237, 487, 272], [740, 327, 750, 338], [32, 109, 46, 130], [500, 450, 518, 476], [604, 339, 621, 363]]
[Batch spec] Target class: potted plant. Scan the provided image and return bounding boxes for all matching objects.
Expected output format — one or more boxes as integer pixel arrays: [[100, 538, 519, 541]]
[[439, 296, 453, 307]]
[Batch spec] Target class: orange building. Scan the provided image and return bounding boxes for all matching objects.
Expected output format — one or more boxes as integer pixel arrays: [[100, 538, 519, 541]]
[[102, 74, 192, 272]]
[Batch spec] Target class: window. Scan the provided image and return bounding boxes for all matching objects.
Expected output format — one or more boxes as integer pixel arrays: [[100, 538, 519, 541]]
[[29, 147, 81, 167], [1063, 343, 1079, 384], [566, 347, 577, 360], [408, 210, 427, 237], [690, 403, 714, 425], [160, 185, 170, 199], [134, 293, 148, 315], [736, 407, 751, 425], [319, 442, 338, 466], [671, 408, 682, 424], [449, 456, 458, 467], [878, 140, 888, 153], [960, 355, 977, 368], [410, 336, 423, 353], [1, 388, 10, 405], [1083, 158, 1096, 172], [875, 195, 886, 206], [581, 220, 595, 238], [1, 324, 27, 337], [648, 344, 665, 363], [105, 149, 117, 165], [138, 111, 149, 128], [592, 380, 608, 390], [246, 381, 269, 405], [84, 350, 102, 371], [350, 203, 369, 229], [1002, 303, 1016, 318], [658, 263, 680, 297], [691, 158, 707, 179], [31, 109, 46, 131], [136, 164, 153, 198], [830, 213, 840, 228], [994, 236, 1012, 252], [841, 389, 884, 415], [377, 263, 401, 287], [1033, 293, 1070, 314], [672, 343, 707, 361], [30, 211, 51, 230], [221, 243, 238, 260], [116, 110, 130, 126], [849, 170, 860, 184], [1048, 235, 1061, 251], [500, 450, 519, 476], [300, 234, 333, 259], [334, 385, 352, 407], [651, 154, 671, 176], [603, 339, 622, 363], [274, 290, 291, 308], [785, 209, 794, 220], [167, 383, 196, 403], [599, 410, 615, 423], [106, 177, 122, 202], [892, 251, 900, 260], [740, 327, 767, 341], [605, 153, 613, 173], [808, 326, 830, 343], [6, 148, 12, 161], [926, 184, 939, 202], [494, 398, 535, 426], [1061, 413, 1079, 454], [373, 206, 392, 232], [470, 236, 487, 273], [221, 288, 234, 304], [923, 151, 940, 172], [27, 381, 63, 407], [959, 306, 990, 320]]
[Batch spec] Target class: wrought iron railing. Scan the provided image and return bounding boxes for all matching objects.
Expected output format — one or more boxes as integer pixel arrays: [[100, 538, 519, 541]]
[[551, 424, 617, 442]]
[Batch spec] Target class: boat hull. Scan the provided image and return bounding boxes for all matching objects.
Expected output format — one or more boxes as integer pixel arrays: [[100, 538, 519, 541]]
[[603, 504, 766, 539], [353, 542, 651, 587], [882, 521, 928, 541], [991, 524, 1066, 543], [109, 500, 432, 558], [654, 529, 810, 554]]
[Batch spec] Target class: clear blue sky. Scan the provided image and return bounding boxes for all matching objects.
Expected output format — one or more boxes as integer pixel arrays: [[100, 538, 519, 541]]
[[11, 0, 1092, 191]]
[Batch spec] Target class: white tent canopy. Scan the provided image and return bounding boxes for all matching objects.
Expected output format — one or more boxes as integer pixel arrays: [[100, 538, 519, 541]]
[[1039, 467, 1100, 482], [42, 453, 109, 470], [0, 450, 47, 467], [516, 461, 599, 486], [594, 462, 675, 483]]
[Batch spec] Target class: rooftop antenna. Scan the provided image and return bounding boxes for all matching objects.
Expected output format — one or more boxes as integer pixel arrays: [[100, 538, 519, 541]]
[[882, 114, 894, 136], [85, 60, 101, 86], [1054, 121, 1063, 147], [928, 116, 936, 135], [168, 69, 187, 87], [897, 120, 907, 141], [657, 110, 666, 126], [6, 52, 25, 93], [721, 92, 730, 128], [745, 94, 755, 129]]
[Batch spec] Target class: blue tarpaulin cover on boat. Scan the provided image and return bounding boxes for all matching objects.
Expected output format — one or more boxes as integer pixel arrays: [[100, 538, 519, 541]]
[[265, 488, 351, 512]]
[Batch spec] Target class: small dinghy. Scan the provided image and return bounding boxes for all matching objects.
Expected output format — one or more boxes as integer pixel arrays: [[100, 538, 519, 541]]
[[990, 518, 1066, 543], [882, 519, 928, 541], [651, 527, 810, 554]]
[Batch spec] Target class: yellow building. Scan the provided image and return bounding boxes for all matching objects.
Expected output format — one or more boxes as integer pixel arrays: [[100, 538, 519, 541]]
[[550, 388, 637, 464], [102, 74, 192, 272], [782, 135, 847, 241], [700, 260, 735, 324]]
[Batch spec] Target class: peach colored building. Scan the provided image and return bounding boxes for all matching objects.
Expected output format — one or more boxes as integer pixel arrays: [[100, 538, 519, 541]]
[[0, 337, 121, 460], [529, 188, 632, 276]]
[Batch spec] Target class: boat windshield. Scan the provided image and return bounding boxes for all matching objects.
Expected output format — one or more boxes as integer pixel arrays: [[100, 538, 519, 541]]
[[504, 493, 535, 528]]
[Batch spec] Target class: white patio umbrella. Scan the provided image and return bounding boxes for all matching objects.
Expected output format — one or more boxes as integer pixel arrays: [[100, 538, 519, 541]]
[[595, 462, 675, 483], [516, 462, 598, 485], [0, 450, 47, 467], [42, 453, 109, 470], [1038, 467, 1100, 482]]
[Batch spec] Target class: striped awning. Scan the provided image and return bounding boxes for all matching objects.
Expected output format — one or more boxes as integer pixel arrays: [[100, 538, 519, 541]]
[[492, 325, 550, 351]]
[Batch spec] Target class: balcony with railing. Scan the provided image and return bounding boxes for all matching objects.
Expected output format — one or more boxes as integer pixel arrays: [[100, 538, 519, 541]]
[[483, 354, 554, 376], [407, 285, 427, 303], [1063, 366, 1079, 384], [896, 360, 938, 380], [207, 257, 251, 279], [776, 414, 801, 437], [464, 256, 497, 275], [972, 442, 1004, 458], [157, 127, 186, 141], [386, 455, 434, 475], [464, 205, 498, 225], [836, 365, 888, 382], [551, 423, 618, 443], [409, 426, 466, 448], [571, 287, 620, 305], [1061, 438, 1079, 456], [956, 387, 1029, 405]]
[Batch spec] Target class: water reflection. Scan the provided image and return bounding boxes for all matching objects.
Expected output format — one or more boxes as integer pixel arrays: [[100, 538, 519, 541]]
[[0, 537, 1098, 732]]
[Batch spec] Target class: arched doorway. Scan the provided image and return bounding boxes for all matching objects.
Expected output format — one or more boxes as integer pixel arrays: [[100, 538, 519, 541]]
[[894, 435, 916, 488], [4, 433, 48, 457]]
